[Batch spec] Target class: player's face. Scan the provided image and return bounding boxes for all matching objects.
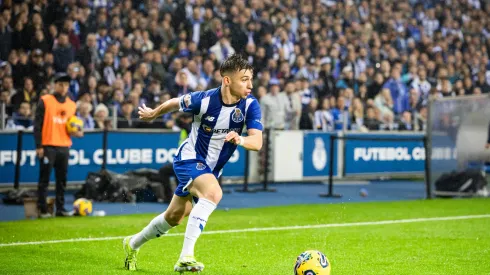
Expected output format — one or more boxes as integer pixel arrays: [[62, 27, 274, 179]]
[[229, 69, 253, 99], [55, 82, 70, 96]]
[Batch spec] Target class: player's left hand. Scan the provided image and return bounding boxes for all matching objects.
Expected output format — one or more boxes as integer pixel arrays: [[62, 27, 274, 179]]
[[138, 104, 155, 121], [225, 131, 242, 145], [485, 143, 490, 149], [71, 130, 84, 138]]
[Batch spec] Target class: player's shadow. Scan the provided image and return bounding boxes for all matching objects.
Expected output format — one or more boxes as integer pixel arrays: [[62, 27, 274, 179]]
[[115, 267, 153, 273]]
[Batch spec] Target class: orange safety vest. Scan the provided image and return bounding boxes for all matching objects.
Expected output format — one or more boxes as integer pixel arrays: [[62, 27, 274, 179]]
[[41, 94, 76, 147]]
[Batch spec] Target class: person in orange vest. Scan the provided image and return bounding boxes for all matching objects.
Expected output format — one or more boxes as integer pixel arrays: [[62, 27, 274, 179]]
[[33, 73, 83, 218]]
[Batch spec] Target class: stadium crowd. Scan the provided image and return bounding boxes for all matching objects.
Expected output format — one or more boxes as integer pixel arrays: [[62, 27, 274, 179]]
[[0, 0, 489, 132]]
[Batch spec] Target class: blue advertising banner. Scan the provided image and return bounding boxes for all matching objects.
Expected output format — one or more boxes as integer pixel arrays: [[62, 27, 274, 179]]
[[0, 131, 104, 185], [343, 133, 425, 175], [0, 131, 245, 185], [222, 145, 246, 177], [303, 132, 338, 177], [430, 132, 457, 172]]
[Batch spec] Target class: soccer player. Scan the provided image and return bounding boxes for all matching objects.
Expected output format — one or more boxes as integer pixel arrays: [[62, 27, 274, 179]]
[[123, 53, 263, 273]]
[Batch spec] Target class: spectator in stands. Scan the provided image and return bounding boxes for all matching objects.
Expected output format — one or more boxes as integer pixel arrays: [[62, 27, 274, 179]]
[[28, 49, 48, 92], [411, 67, 431, 99], [1, 75, 16, 97], [109, 89, 123, 116], [151, 51, 166, 82], [403, 88, 425, 114], [0, 17, 11, 61], [381, 112, 398, 131], [416, 106, 428, 131], [100, 52, 117, 86], [336, 66, 358, 94], [209, 36, 234, 64], [10, 51, 29, 89], [94, 103, 110, 129], [6, 101, 32, 130], [383, 67, 407, 114], [77, 102, 94, 130], [11, 77, 36, 111], [118, 100, 137, 129], [96, 81, 112, 106], [260, 81, 288, 130], [174, 70, 194, 97], [364, 106, 382, 131], [0, 90, 13, 117], [299, 98, 317, 130], [375, 88, 394, 119], [331, 96, 349, 130], [67, 63, 81, 100], [53, 32, 74, 73], [78, 33, 100, 73], [314, 97, 334, 132], [253, 86, 265, 100], [199, 59, 215, 88], [283, 80, 302, 130], [31, 30, 50, 57], [299, 77, 315, 109], [77, 92, 91, 107], [475, 72, 490, 93], [398, 111, 413, 131], [350, 97, 365, 131]]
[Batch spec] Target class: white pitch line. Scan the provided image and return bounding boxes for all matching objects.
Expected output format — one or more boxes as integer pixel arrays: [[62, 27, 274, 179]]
[[1, 214, 489, 248]]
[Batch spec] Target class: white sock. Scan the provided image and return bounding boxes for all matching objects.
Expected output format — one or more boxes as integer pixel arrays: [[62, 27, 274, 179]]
[[130, 212, 173, 250], [180, 198, 216, 259]]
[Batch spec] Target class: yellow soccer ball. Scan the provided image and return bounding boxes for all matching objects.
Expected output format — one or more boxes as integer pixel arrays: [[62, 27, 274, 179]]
[[73, 198, 93, 216], [66, 116, 83, 134], [294, 250, 331, 275]]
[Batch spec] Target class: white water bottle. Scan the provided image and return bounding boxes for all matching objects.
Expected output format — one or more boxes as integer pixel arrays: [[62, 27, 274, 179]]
[[93, 210, 106, 217]]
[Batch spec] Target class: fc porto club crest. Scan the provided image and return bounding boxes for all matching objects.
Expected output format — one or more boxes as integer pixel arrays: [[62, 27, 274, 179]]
[[231, 108, 244, 123], [196, 162, 206, 170]]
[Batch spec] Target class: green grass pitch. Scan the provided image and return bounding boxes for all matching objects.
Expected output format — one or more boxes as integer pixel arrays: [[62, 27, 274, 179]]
[[1, 198, 490, 274]]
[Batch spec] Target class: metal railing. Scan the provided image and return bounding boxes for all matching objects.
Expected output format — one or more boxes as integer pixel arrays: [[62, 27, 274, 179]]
[[0, 102, 424, 132], [1, 102, 5, 130]]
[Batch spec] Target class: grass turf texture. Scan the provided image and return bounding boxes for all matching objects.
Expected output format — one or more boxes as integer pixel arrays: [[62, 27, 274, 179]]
[[0, 198, 489, 274]]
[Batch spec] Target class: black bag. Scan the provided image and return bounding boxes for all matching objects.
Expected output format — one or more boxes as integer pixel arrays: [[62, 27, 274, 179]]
[[75, 169, 161, 203], [2, 188, 37, 205], [435, 169, 488, 198], [74, 172, 108, 201], [75, 170, 130, 202]]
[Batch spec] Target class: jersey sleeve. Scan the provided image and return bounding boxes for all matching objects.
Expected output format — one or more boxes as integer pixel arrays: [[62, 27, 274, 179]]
[[245, 99, 263, 131], [179, 91, 206, 115]]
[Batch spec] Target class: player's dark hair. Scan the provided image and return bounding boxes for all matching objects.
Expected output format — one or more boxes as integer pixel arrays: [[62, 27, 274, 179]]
[[219, 53, 253, 76]]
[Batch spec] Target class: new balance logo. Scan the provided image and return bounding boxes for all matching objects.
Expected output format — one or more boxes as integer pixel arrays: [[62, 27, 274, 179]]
[[192, 216, 207, 223], [204, 116, 215, 122]]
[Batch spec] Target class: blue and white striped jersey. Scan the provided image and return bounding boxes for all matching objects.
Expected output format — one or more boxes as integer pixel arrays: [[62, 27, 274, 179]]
[[175, 86, 263, 173]]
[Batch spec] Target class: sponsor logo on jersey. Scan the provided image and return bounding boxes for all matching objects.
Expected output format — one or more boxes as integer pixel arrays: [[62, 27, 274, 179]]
[[212, 128, 241, 134], [201, 124, 241, 134], [204, 116, 215, 122], [202, 125, 212, 132]]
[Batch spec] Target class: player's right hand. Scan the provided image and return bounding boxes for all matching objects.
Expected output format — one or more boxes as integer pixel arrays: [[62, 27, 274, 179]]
[[138, 104, 155, 122], [36, 148, 44, 158]]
